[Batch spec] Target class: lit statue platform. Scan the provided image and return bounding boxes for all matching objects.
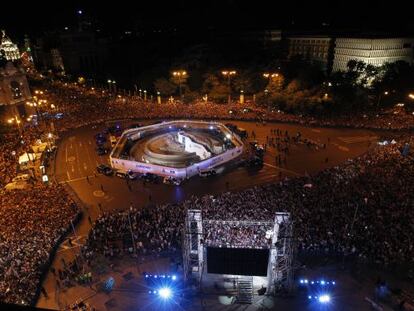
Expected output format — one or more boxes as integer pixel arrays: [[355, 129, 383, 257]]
[[110, 120, 244, 179]]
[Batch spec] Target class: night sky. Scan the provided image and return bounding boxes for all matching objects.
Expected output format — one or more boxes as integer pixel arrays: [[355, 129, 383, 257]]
[[1, 0, 412, 38]]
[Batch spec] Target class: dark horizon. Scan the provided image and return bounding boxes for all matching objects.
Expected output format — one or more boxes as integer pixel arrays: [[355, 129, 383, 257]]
[[1, 0, 413, 39]]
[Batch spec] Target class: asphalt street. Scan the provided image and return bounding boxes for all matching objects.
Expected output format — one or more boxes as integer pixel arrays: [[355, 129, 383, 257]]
[[54, 119, 379, 218]]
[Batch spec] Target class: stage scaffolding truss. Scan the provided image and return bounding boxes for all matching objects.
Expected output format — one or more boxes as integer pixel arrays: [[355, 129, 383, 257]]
[[182, 209, 293, 294]]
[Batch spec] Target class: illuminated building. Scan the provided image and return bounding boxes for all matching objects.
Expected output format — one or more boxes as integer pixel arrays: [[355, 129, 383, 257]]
[[0, 30, 20, 61], [332, 37, 414, 71]]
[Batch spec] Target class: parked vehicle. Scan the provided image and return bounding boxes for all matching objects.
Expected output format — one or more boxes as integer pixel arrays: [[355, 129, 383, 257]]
[[96, 164, 113, 176], [126, 170, 140, 180], [115, 171, 127, 178], [12, 174, 32, 182], [199, 169, 217, 177], [5, 181, 29, 191], [163, 176, 182, 185], [96, 146, 109, 155], [140, 173, 160, 183]]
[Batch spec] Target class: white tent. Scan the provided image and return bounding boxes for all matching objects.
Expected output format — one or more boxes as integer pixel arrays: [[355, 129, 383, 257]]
[[18, 152, 36, 165]]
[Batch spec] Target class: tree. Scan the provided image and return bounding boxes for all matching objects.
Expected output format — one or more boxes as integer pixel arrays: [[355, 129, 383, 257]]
[[202, 73, 228, 103], [153, 78, 177, 96], [233, 73, 253, 94]]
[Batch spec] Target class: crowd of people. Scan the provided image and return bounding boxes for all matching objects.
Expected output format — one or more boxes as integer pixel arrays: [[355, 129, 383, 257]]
[[78, 136, 414, 270], [1, 78, 413, 307], [0, 184, 80, 305], [0, 115, 81, 305], [0, 126, 45, 188], [38, 81, 414, 135], [203, 221, 274, 249]]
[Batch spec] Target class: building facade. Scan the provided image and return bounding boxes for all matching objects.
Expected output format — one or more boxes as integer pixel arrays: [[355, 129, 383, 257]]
[[332, 37, 414, 72], [287, 36, 334, 71], [0, 62, 32, 117], [58, 30, 109, 75], [0, 30, 20, 61]]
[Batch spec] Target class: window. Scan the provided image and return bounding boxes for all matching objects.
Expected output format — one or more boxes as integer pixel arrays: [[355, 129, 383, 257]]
[[10, 81, 22, 99]]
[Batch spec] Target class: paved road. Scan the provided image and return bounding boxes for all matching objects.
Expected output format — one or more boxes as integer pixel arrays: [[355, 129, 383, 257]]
[[37, 119, 380, 310], [54, 119, 379, 216]]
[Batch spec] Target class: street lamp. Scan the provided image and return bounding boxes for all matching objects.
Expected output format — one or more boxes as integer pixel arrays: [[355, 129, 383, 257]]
[[172, 70, 188, 102], [377, 91, 389, 107], [107, 80, 116, 94], [26, 96, 43, 121], [240, 90, 244, 104], [263, 72, 280, 91], [408, 93, 414, 100], [222, 70, 236, 104], [157, 91, 161, 104], [263, 73, 279, 79], [7, 116, 22, 133]]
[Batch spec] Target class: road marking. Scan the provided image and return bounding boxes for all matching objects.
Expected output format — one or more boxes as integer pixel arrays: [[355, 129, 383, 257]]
[[93, 190, 105, 197], [59, 174, 99, 184], [263, 163, 301, 176], [83, 163, 88, 171], [331, 143, 350, 152], [337, 136, 378, 144], [79, 142, 82, 147], [65, 144, 68, 162], [57, 236, 86, 252], [311, 129, 321, 133], [66, 171, 71, 180]]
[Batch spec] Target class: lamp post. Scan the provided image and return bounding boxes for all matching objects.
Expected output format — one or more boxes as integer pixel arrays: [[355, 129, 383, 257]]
[[172, 70, 187, 102], [143, 90, 147, 101], [113, 80, 117, 94], [240, 90, 244, 104], [222, 70, 236, 104], [7, 116, 22, 134], [377, 91, 389, 107], [26, 95, 44, 122], [263, 72, 280, 91], [107, 80, 116, 94], [157, 91, 161, 104]]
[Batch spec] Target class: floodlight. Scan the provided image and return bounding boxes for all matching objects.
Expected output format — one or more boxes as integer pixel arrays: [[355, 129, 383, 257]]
[[318, 294, 330, 303], [159, 287, 172, 299]]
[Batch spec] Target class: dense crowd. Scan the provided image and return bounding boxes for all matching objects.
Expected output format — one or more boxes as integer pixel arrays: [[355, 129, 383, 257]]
[[40, 82, 414, 133], [80, 137, 414, 269], [0, 120, 81, 305], [1, 79, 413, 306], [203, 221, 274, 249], [0, 184, 80, 305], [0, 126, 44, 188]]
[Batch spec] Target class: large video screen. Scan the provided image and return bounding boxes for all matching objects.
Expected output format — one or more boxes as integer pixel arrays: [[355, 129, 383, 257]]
[[206, 247, 269, 276]]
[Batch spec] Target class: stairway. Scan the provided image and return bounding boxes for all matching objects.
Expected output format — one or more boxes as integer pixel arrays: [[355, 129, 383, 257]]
[[237, 277, 253, 304]]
